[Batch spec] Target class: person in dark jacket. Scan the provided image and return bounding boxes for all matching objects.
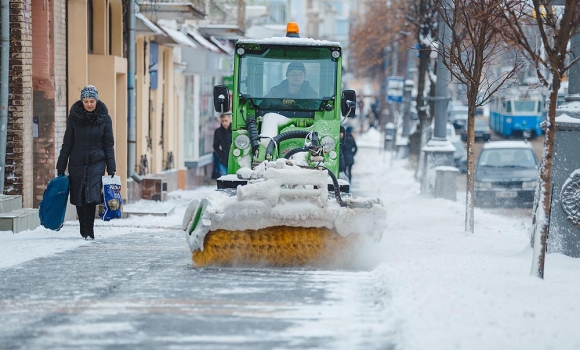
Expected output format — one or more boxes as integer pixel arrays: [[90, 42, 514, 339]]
[[342, 126, 358, 182], [56, 85, 116, 240], [260, 62, 320, 110], [213, 113, 232, 176], [339, 128, 347, 175], [266, 62, 318, 99]]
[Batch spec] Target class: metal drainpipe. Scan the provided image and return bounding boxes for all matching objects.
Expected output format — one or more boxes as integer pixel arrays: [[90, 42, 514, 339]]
[[568, 33, 580, 96], [0, 0, 10, 193], [127, 0, 136, 178]]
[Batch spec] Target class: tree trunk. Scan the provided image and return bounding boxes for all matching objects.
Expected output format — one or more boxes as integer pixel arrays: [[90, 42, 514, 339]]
[[465, 114, 475, 233], [414, 44, 432, 180], [531, 79, 559, 279], [465, 84, 479, 233]]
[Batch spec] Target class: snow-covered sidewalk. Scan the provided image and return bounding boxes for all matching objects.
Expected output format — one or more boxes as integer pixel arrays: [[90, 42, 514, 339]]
[[356, 128, 580, 350], [1, 127, 579, 349], [0, 186, 215, 269]]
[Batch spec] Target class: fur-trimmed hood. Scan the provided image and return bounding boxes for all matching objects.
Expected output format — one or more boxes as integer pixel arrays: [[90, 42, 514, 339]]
[[69, 100, 109, 126]]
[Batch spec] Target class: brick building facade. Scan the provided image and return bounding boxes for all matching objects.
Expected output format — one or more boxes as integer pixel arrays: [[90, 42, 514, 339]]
[[0, 0, 67, 208], [5, 0, 34, 208], [32, 0, 67, 208]]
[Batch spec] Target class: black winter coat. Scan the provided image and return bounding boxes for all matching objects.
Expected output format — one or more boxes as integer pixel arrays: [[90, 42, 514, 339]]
[[342, 132, 358, 166], [56, 100, 116, 206], [213, 125, 232, 167], [266, 80, 318, 98]]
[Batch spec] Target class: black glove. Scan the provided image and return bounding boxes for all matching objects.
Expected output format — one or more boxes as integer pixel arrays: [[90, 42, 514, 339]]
[[109, 172, 115, 178], [57, 172, 64, 177]]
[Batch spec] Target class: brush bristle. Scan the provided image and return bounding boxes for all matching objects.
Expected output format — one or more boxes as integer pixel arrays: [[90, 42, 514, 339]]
[[192, 226, 358, 267]]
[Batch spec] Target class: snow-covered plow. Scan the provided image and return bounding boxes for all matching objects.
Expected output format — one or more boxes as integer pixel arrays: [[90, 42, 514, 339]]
[[181, 22, 387, 267], [182, 160, 387, 267]]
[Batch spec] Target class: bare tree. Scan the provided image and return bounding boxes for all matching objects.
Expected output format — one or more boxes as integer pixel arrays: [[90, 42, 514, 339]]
[[433, 0, 524, 233], [498, 0, 580, 278], [349, 1, 422, 131], [350, 1, 401, 79], [403, 0, 439, 170], [350, 0, 439, 172]]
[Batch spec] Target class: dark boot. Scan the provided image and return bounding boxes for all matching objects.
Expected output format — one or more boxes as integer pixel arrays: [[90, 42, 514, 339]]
[[76, 206, 87, 238], [83, 203, 97, 240]]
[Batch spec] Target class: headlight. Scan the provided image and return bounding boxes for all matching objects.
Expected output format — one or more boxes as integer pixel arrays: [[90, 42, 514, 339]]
[[320, 136, 336, 152], [522, 180, 537, 189], [475, 181, 492, 189], [234, 134, 250, 149]]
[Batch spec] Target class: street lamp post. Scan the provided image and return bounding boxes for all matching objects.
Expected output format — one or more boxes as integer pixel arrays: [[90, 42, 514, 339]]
[[419, 0, 456, 197], [395, 79, 414, 159]]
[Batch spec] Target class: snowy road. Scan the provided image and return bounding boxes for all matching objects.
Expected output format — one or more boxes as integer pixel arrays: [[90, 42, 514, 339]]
[[0, 229, 396, 350]]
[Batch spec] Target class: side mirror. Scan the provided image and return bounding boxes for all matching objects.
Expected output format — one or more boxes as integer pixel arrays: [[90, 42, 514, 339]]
[[213, 85, 230, 113], [341, 90, 356, 117]]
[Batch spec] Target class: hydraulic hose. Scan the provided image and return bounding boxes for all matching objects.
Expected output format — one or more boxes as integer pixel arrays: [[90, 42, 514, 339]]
[[265, 130, 314, 160], [322, 166, 372, 209], [284, 132, 321, 159], [246, 116, 260, 156], [323, 166, 347, 207], [284, 147, 310, 159]]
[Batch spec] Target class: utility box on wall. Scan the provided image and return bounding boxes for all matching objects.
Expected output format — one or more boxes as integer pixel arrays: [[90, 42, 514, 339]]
[[547, 104, 580, 257]]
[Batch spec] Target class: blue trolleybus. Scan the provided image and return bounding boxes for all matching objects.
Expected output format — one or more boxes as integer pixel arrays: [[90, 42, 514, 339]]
[[489, 95, 545, 138]]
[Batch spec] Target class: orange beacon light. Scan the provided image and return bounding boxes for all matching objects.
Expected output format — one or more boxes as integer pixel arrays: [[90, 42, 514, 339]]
[[286, 22, 300, 38]]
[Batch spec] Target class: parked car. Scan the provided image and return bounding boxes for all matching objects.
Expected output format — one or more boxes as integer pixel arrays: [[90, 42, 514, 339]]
[[460, 118, 492, 142], [451, 139, 467, 174], [447, 105, 469, 129], [474, 140, 539, 207], [409, 122, 457, 141], [451, 112, 468, 129]]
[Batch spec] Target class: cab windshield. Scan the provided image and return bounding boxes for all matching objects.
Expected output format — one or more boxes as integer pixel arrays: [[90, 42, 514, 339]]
[[238, 46, 338, 111]]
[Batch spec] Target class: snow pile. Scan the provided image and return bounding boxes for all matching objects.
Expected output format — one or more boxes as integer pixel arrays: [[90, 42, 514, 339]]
[[239, 36, 341, 47], [183, 158, 387, 252]]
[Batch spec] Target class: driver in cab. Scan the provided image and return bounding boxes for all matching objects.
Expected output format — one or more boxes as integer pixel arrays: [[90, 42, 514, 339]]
[[266, 62, 318, 103]]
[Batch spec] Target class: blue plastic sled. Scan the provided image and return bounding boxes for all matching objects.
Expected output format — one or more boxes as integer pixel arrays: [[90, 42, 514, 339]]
[[39, 175, 70, 231]]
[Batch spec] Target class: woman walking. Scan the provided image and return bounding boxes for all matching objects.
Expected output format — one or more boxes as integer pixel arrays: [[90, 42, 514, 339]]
[[56, 85, 116, 239]]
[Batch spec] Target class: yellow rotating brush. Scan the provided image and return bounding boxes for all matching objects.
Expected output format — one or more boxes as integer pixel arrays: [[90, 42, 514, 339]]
[[192, 226, 358, 267]]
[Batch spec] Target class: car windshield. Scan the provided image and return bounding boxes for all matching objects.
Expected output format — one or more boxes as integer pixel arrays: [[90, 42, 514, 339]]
[[478, 148, 537, 168], [238, 47, 338, 111], [474, 119, 487, 127]]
